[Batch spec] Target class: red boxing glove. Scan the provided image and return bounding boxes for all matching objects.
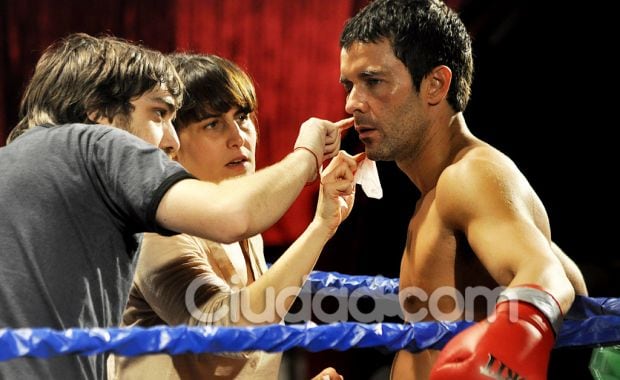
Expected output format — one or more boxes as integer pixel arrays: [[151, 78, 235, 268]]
[[430, 285, 562, 380]]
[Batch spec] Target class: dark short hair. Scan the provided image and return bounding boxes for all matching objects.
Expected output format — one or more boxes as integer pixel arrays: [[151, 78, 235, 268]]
[[340, 0, 473, 112], [169, 53, 257, 131]]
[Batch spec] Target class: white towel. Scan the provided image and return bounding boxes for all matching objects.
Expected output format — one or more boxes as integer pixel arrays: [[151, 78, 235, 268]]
[[355, 158, 383, 199]]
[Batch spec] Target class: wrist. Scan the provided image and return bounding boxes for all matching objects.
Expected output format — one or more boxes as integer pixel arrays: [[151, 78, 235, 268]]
[[497, 285, 563, 336], [293, 146, 321, 184], [308, 218, 335, 242]]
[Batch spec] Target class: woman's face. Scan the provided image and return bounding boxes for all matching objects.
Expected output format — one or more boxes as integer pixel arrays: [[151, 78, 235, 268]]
[[175, 106, 257, 183]]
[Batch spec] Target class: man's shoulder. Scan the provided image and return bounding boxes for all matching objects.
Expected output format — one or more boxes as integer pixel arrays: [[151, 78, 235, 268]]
[[42, 123, 141, 140], [436, 144, 532, 219], [14, 123, 128, 145], [445, 145, 519, 183], [62, 124, 164, 157], [62, 123, 134, 140]]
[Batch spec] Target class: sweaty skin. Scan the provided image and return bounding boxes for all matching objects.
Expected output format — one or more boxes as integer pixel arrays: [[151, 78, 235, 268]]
[[340, 39, 582, 380], [392, 144, 530, 379]]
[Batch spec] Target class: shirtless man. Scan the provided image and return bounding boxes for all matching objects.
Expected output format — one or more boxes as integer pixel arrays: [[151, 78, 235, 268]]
[[338, 0, 587, 379]]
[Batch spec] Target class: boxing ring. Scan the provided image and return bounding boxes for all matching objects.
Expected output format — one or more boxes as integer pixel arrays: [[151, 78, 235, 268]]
[[1, 270, 619, 361]]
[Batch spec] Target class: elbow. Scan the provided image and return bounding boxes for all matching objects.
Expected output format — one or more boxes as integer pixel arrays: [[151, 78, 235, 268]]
[[563, 281, 576, 313], [553, 273, 576, 316], [218, 225, 251, 244], [213, 202, 253, 244]]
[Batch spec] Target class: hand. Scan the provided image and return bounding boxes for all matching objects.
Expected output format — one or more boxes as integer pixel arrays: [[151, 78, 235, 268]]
[[430, 285, 562, 380], [294, 117, 354, 179], [314, 151, 364, 236], [311, 367, 344, 380], [323, 117, 354, 160]]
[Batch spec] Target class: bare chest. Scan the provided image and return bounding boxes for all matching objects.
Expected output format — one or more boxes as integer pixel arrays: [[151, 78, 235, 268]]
[[398, 193, 497, 322]]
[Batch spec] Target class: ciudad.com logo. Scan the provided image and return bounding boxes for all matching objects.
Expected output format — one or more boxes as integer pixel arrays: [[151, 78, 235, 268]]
[[184, 275, 507, 324]]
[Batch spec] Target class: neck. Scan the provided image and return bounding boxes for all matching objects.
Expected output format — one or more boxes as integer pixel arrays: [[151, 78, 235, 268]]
[[397, 112, 474, 194]]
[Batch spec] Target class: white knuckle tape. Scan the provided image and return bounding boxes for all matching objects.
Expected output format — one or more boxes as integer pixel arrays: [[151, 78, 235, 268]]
[[498, 287, 563, 335]]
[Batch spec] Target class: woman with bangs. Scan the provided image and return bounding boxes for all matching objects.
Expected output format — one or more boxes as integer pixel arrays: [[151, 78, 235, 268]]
[[109, 53, 356, 380]]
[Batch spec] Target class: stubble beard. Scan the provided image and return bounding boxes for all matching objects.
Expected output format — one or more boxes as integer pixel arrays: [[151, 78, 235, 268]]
[[365, 145, 391, 162], [364, 132, 416, 162]]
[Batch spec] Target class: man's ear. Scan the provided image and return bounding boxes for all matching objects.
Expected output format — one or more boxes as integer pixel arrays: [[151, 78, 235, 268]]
[[86, 110, 112, 125], [423, 65, 452, 106]]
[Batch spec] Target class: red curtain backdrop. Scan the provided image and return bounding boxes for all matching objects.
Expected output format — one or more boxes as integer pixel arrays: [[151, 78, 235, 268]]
[[0, 0, 178, 145], [0, 0, 362, 246]]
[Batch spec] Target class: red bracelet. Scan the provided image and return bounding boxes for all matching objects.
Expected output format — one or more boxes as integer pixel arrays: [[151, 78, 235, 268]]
[[294, 146, 321, 185]]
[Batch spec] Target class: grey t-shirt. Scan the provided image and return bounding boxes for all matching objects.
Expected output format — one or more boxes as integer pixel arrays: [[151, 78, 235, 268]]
[[0, 124, 194, 379]]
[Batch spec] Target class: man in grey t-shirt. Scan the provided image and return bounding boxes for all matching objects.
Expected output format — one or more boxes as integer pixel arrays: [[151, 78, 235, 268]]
[[0, 33, 353, 379]]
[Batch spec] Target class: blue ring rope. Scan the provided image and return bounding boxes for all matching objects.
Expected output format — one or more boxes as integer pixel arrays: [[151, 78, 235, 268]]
[[0, 271, 618, 361], [304, 270, 399, 296]]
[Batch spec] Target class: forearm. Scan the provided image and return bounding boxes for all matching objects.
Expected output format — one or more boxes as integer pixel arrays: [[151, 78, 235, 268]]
[[470, 224, 577, 314], [236, 150, 357, 324], [225, 149, 317, 238], [242, 219, 332, 325], [508, 255, 575, 314], [550, 241, 588, 296], [157, 149, 316, 243]]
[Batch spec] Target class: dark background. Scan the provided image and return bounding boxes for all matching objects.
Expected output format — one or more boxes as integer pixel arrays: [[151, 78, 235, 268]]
[[303, 3, 618, 378], [1, 1, 616, 378]]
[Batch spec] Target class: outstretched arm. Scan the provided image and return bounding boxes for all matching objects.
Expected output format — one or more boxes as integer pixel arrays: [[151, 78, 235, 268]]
[[135, 151, 362, 328], [156, 117, 354, 244], [240, 150, 363, 325]]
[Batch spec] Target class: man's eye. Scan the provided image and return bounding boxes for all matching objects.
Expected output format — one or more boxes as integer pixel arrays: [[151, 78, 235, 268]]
[[204, 121, 218, 129]]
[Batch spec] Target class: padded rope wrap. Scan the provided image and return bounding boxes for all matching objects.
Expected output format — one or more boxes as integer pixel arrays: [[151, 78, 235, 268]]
[[0, 321, 474, 360], [0, 271, 618, 361]]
